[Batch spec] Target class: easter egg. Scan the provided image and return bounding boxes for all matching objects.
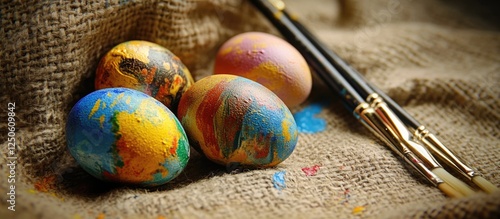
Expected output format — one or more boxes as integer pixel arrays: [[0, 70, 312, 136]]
[[177, 74, 298, 168], [214, 32, 312, 108], [65, 88, 190, 186], [95, 40, 194, 111]]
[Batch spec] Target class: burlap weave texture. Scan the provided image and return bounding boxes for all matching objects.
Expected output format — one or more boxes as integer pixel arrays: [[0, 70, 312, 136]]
[[1, 0, 499, 218]]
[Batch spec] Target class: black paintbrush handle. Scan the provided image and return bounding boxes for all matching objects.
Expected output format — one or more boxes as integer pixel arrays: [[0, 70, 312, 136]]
[[285, 8, 499, 190], [287, 11, 422, 128], [250, 0, 365, 111]]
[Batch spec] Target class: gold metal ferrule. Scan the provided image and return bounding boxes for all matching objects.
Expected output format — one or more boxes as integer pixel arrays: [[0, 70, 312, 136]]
[[415, 126, 478, 180], [369, 95, 443, 170], [269, 0, 286, 10], [355, 101, 443, 186]]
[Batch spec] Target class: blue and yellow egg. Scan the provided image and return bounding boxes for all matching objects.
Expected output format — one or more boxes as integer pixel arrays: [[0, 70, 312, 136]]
[[95, 40, 194, 111], [177, 74, 298, 168], [65, 88, 190, 186]]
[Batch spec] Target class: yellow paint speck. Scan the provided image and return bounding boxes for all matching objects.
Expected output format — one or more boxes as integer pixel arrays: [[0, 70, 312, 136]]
[[352, 206, 365, 215], [164, 62, 171, 71], [88, 99, 101, 119], [281, 118, 293, 142], [220, 46, 234, 56], [110, 92, 125, 107], [99, 115, 106, 128], [169, 75, 182, 95], [252, 42, 268, 50], [50, 192, 64, 200]]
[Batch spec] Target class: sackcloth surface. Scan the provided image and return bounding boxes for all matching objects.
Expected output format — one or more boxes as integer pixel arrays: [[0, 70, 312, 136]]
[[1, 0, 499, 218]]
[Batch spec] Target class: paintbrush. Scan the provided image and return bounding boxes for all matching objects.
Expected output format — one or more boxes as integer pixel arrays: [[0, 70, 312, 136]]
[[279, 3, 498, 195], [250, 0, 479, 197]]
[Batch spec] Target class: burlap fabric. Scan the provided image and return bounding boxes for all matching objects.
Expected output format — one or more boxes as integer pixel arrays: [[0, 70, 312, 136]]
[[1, 0, 499, 218]]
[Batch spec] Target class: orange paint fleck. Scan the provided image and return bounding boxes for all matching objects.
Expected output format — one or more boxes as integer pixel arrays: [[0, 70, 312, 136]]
[[168, 136, 179, 156], [96, 212, 106, 219], [155, 78, 172, 105], [145, 66, 157, 84], [34, 175, 57, 192]]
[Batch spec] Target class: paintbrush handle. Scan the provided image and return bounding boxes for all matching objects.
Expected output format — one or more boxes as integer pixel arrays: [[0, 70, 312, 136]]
[[251, 0, 440, 185], [282, 3, 498, 193], [285, 7, 423, 128], [285, 12, 374, 99], [250, 0, 477, 197]]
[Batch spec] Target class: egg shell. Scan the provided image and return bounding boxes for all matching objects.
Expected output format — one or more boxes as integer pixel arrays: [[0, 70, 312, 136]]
[[214, 32, 312, 108], [65, 88, 190, 186], [95, 40, 194, 111], [177, 74, 298, 168]]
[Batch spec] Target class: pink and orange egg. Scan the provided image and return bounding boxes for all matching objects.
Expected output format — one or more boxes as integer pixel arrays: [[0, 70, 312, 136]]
[[214, 32, 312, 108]]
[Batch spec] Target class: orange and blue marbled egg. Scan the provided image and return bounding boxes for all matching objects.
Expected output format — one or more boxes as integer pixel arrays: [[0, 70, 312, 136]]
[[214, 32, 312, 108], [95, 40, 194, 111], [65, 88, 190, 186], [177, 74, 298, 169]]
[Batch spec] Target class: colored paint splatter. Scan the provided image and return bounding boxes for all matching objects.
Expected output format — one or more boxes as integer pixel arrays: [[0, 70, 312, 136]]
[[96, 212, 105, 219], [272, 171, 287, 191], [28, 188, 63, 200], [340, 188, 352, 205], [34, 175, 57, 192], [352, 206, 365, 215], [301, 164, 321, 176], [293, 102, 327, 133]]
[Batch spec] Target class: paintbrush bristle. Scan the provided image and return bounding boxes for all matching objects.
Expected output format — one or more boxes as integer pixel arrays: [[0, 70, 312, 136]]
[[432, 167, 476, 196], [472, 176, 499, 194], [438, 182, 464, 198]]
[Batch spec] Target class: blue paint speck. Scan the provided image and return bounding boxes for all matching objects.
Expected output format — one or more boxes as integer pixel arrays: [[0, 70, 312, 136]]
[[293, 102, 328, 133], [272, 171, 286, 191]]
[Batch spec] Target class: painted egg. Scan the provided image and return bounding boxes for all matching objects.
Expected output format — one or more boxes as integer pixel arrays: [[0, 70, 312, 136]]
[[65, 88, 190, 186], [214, 32, 312, 108], [177, 74, 298, 169], [95, 40, 194, 111]]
